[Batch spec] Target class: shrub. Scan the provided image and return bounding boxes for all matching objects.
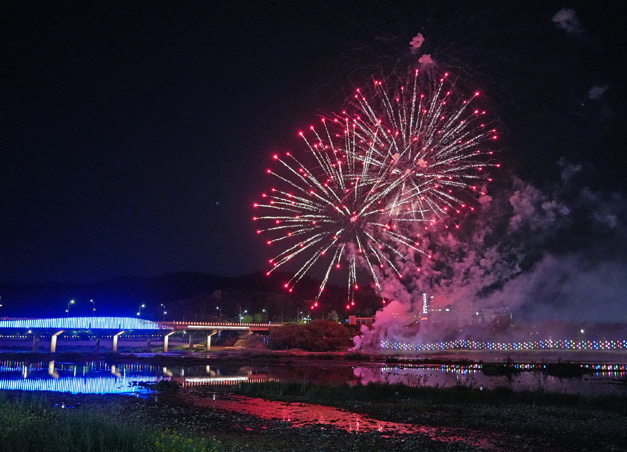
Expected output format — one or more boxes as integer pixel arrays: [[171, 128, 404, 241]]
[[268, 320, 351, 351]]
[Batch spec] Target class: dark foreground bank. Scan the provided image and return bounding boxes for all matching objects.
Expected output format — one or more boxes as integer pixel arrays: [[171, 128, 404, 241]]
[[0, 391, 221, 452], [2, 379, 626, 452]]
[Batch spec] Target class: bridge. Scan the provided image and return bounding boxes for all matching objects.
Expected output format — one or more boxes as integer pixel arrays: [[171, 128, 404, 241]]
[[0, 317, 280, 353]]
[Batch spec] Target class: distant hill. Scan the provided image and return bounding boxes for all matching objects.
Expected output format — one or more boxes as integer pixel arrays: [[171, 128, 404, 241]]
[[0, 272, 382, 322]]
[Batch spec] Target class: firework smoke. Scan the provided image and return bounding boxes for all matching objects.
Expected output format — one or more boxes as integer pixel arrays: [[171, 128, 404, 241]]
[[355, 162, 627, 349], [552, 8, 582, 36], [409, 33, 425, 51]]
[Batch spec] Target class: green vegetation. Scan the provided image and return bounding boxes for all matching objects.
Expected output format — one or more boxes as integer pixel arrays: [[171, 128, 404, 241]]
[[237, 381, 627, 415], [0, 392, 220, 452], [267, 319, 352, 351]]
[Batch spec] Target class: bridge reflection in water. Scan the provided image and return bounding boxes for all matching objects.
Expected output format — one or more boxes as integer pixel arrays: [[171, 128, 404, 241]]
[[0, 361, 268, 394]]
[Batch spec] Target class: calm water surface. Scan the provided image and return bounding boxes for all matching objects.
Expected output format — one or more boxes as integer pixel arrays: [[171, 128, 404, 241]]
[[0, 360, 625, 396]]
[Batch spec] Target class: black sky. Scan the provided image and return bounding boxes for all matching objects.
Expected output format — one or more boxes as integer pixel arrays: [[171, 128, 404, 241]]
[[1, 1, 626, 284]]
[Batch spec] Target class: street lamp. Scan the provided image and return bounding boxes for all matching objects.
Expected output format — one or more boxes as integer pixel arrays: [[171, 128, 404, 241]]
[[160, 304, 167, 321], [578, 329, 585, 345], [137, 304, 146, 316], [66, 299, 75, 316], [215, 306, 222, 322], [89, 299, 95, 316]]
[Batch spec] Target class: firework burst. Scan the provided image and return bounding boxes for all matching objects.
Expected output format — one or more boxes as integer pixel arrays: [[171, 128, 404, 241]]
[[255, 70, 496, 307], [254, 122, 426, 308], [346, 70, 498, 226]]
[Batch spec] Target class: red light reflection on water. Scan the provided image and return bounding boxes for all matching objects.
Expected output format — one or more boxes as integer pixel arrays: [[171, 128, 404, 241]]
[[181, 393, 484, 445]]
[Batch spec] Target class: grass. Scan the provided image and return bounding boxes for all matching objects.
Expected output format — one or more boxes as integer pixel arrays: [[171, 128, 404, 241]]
[[0, 392, 221, 452], [236, 381, 627, 415]]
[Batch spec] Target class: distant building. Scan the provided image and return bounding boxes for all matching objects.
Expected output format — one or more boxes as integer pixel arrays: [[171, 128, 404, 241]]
[[348, 315, 375, 326]]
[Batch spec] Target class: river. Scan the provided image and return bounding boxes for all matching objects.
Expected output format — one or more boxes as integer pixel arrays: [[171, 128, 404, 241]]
[[0, 359, 625, 396]]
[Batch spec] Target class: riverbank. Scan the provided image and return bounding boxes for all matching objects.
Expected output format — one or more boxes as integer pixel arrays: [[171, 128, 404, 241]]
[[2, 380, 626, 452], [0, 391, 221, 452]]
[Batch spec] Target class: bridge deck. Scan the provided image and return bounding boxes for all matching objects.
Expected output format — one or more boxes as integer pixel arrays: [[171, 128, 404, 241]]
[[0, 317, 277, 331]]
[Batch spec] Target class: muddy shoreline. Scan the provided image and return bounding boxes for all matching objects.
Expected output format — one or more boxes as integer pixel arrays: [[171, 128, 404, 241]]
[[3, 382, 626, 452]]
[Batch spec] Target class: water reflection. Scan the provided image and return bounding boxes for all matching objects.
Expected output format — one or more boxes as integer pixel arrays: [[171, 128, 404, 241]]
[[181, 393, 473, 442], [0, 361, 159, 394], [353, 364, 627, 396], [0, 360, 625, 396], [0, 375, 158, 394], [0, 361, 268, 394]]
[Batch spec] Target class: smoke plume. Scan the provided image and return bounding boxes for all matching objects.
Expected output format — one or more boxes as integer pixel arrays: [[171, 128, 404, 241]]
[[355, 162, 627, 349], [552, 8, 582, 35]]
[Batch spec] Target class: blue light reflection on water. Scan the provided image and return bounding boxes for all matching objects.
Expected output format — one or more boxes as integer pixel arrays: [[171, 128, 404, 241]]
[[0, 376, 158, 394], [1, 360, 626, 397], [0, 361, 264, 395], [0, 361, 160, 395]]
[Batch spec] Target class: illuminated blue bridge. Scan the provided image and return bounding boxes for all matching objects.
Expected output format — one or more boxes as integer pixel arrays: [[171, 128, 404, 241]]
[[0, 316, 278, 353], [0, 317, 163, 331]]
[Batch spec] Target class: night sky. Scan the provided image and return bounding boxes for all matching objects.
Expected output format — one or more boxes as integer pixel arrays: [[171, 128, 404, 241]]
[[1, 1, 625, 285]]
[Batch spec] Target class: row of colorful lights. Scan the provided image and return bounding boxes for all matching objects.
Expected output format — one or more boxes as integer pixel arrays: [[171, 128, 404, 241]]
[[380, 339, 627, 351], [383, 363, 627, 373], [0, 361, 45, 372]]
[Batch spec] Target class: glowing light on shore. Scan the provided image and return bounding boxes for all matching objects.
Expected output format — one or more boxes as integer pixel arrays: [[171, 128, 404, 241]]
[[380, 338, 627, 352]]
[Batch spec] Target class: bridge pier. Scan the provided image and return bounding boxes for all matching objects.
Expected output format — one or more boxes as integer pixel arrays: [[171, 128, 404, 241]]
[[50, 330, 64, 353], [144, 338, 152, 352], [94, 337, 101, 353], [32, 333, 40, 352], [111, 365, 121, 377], [112, 331, 125, 352], [206, 330, 218, 351], [188, 332, 193, 349], [163, 331, 176, 353], [48, 360, 59, 379]]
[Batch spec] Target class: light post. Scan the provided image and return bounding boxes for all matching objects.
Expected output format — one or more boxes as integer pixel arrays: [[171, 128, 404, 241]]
[[137, 304, 146, 317], [216, 306, 222, 322], [579, 329, 585, 347], [160, 304, 167, 321], [89, 299, 95, 316], [239, 309, 247, 324], [66, 299, 75, 316]]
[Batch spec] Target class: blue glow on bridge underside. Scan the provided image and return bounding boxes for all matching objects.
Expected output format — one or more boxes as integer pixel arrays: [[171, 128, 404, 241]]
[[0, 317, 164, 330]]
